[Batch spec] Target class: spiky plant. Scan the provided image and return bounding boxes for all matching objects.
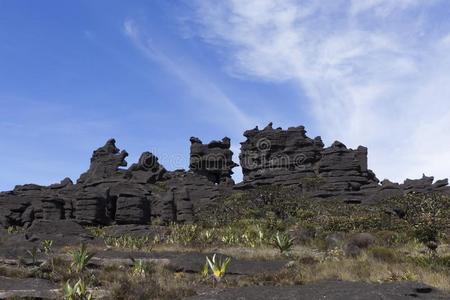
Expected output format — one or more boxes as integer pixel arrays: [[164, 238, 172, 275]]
[[63, 279, 93, 300], [201, 261, 209, 278], [130, 258, 153, 278], [205, 254, 231, 285], [41, 240, 54, 255], [69, 243, 95, 274], [272, 232, 295, 254], [27, 246, 39, 266]]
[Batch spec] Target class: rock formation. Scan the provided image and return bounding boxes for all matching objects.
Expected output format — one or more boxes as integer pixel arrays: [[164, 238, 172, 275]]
[[1, 124, 449, 228], [189, 136, 238, 185], [237, 124, 380, 202], [239, 124, 323, 186]]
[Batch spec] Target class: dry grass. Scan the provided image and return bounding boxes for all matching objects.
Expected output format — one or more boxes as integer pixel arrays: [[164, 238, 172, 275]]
[[0, 264, 30, 278], [238, 245, 450, 292], [99, 262, 197, 300], [1, 239, 449, 298]]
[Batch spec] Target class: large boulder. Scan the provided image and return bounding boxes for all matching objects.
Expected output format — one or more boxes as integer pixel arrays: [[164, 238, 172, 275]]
[[0, 179, 73, 227], [25, 219, 93, 246]]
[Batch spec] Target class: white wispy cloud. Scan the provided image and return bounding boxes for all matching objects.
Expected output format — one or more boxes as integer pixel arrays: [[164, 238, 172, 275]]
[[187, 0, 450, 182], [122, 19, 255, 132]]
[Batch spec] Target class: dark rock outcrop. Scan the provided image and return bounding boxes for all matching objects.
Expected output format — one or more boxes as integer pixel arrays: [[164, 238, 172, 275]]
[[190, 136, 238, 185], [239, 124, 324, 186], [237, 124, 379, 202], [77, 138, 128, 185], [0, 179, 73, 228], [0, 123, 449, 229], [25, 219, 93, 246], [315, 142, 379, 201], [126, 151, 167, 184], [237, 124, 448, 203]]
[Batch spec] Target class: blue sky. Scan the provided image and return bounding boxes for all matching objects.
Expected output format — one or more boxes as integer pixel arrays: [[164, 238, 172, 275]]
[[1, 0, 450, 191]]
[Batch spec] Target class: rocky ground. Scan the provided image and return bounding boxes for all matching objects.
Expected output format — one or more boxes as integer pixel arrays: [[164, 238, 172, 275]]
[[188, 281, 449, 300], [0, 217, 449, 299], [1, 125, 450, 299]]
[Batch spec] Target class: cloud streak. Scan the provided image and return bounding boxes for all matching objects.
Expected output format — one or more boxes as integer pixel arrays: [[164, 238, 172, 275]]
[[188, 0, 450, 182], [123, 19, 255, 132]]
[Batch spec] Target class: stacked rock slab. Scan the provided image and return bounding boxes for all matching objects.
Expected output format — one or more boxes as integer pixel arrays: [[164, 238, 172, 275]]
[[189, 136, 238, 186], [237, 123, 448, 203], [365, 175, 450, 202], [239, 123, 324, 187], [0, 136, 235, 227], [315, 141, 379, 201], [0, 179, 74, 228], [1, 123, 450, 229]]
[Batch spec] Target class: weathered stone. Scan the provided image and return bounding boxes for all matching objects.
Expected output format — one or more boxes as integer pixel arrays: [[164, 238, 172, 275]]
[[190, 136, 238, 185], [42, 198, 65, 220], [126, 151, 167, 184], [77, 138, 129, 185], [239, 124, 323, 187], [0, 124, 449, 230], [112, 184, 151, 224], [74, 187, 110, 225], [25, 219, 93, 246]]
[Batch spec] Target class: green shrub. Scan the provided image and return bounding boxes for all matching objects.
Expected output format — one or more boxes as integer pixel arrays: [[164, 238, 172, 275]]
[[374, 230, 411, 247], [26, 246, 39, 266], [63, 278, 93, 300], [407, 255, 450, 271], [41, 240, 54, 255], [370, 247, 400, 263], [86, 226, 105, 238], [69, 244, 95, 274], [166, 224, 200, 246], [196, 186, 304, 227], [205, 254, 231, 284], [388, 193, 450, 245], [272, 232, 295, 254], [130, 259, 154, 278]]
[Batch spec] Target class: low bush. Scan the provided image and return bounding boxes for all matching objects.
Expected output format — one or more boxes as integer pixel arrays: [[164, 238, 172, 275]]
[[272, 232, 295, 254], [370, 247, 400, 263]]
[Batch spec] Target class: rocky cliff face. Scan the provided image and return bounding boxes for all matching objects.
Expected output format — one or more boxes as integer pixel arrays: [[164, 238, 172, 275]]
[[0, 124, 449, 228]]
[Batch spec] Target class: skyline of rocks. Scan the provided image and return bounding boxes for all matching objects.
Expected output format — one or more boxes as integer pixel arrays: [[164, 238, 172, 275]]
[[1, 123, 449, 228]]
